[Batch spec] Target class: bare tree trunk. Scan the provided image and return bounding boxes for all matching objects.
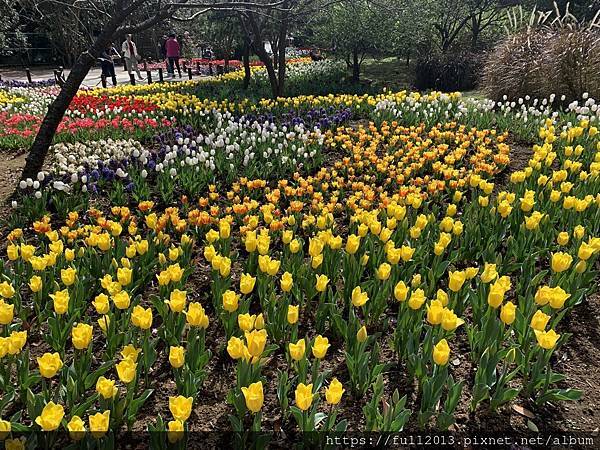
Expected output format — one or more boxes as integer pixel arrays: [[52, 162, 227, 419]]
[[20, 14, 125, 181], [276, 4, 288, 97], [243, 39, 251, 89], [470, 16, 481, 50], [244, 13, 280, 98], [352, 48, 360, 82]]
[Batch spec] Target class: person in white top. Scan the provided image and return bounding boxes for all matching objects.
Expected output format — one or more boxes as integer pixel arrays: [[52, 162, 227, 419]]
[[122, 34, 144, 80]]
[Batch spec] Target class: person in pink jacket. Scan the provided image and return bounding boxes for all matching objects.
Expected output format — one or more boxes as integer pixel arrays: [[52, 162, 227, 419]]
[[165, 33, 182, 78]]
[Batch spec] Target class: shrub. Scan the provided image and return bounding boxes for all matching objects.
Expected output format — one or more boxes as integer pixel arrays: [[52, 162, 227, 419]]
[[413, 52, 482, 92], [482, 23, 600, 102]]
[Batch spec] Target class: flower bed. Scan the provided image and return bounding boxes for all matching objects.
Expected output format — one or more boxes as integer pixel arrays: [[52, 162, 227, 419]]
[[0, 81, 599, 447]]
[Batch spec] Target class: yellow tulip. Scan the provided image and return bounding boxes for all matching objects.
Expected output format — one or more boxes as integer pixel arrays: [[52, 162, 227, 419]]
[[50, 289, 70, 315], [441, 308, 464, 331], [121, 344, 141, 361], [167, 420, 184, 443], [254, 313, 265, 330], [393, 281, 408, 302], [408, 289, 426, 310], [245, 329, 267, 357], [222, 290, 240, 312], [356, 325, 368, 343], [534, 329, 560, 350], [295, 383, 314, 411], [281, 271, 294, 292], [426, 300, 444, 325], [71, 323, 93, 350], [89, 410, 110, 438], [287, 305, 299, 324], [93, 293, 110, 314], [530, 310, 550, 331], [37, 352, 63, 378], [480, 263, 498, 283], [376, 263, 391, 281], [28, 275, 43, 293], [169, 396, 193, 422], [167, 289, 187, 312], [312, 335, 330, 359], [0, 300, 14, 325], [315, 274, 329, 292], [185, 302, 209, 328], [0, 419, 10, 440], [238, 313, 256, 332], [433, 339, 450, 365], [169, 346, 185, 368], [35, 402, 64, 431], [131, 305, 153, 329], [95, 376, 118, 399], [98, 316, 110, 335], [60, 267, 77, 286], [448, 270, 466, 292], [487, 282, 506, 309], [345, 234, 360, 254], [551, 252, 573, 273], [500, 301, 516, 325], [325, 378, 345, 405], [117, 267, 132, 286], [351, 286, 369, 307], [227, 336, 246, 360], [116, 358, 137, 384], [67, 415, 86, 441], [436, 289, 449, 307], [241, 381, 264, 413], [111, 290, 131, 310], [289, 338, 306, 361], [239, 273, 256, 295]]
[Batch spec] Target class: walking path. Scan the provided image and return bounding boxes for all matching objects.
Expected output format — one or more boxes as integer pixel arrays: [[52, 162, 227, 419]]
[[0, 66, 206, 88]]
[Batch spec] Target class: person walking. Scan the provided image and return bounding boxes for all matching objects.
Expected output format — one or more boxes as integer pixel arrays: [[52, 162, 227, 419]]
[[165, 33, 182, 78], [99, 42, 120, 87], [122, 34, 144, 80]]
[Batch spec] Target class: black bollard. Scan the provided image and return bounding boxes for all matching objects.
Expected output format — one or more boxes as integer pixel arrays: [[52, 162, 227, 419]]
[[146, 70, 152, 84], [208, 63, 213, 75], [158, 68, 164, 82], [25, 68, 32, 83], [187, 67, 192, 80], [129, 73, 136, 85]]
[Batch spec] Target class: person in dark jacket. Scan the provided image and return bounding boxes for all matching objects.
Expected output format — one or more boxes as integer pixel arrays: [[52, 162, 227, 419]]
[[100, 43, 120, 86]]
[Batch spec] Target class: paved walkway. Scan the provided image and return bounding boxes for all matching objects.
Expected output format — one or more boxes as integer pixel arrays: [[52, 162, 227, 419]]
[[0, 66, 206, 88]]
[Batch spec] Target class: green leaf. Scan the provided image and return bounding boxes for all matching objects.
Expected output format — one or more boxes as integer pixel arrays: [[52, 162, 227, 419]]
[[128, 389, 154, 420], [84, 361, 114, 389]]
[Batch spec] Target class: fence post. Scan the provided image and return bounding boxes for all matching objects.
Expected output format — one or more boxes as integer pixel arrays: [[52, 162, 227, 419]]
[[25, 68, 32, 83], [208, 63, 213, 75], [158, 68, 164, 82], [146, 70, 153, 84], [129, 73, 136, 85], [187, 67, 192, 80], [196, 61, 201, 74]]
